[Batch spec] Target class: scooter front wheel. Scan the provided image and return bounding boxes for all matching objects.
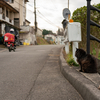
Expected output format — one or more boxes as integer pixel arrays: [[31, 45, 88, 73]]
[[13, 49, 15, 52], [8, 47, 11, 52]]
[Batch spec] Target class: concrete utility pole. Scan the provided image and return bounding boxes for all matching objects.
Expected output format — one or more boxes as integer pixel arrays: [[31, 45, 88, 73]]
[[68, 0, 69, 9], [34, 0, 37, 35]]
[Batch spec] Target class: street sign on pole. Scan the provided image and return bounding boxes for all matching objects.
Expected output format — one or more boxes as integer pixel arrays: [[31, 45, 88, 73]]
[[63, 8, 71, 20]]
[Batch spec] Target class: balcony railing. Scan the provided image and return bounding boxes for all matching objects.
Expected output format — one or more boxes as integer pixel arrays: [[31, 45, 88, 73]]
[[2, 14, 5, 19], [0, 13, 14, 25], [9, 19, 12, 23]]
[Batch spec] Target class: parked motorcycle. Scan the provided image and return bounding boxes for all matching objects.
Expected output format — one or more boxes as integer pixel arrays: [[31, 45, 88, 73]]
[[4, 33, 16, 52]]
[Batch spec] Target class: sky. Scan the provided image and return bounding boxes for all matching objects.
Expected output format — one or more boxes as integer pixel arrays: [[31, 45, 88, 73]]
[[26, 0, 100, 33]]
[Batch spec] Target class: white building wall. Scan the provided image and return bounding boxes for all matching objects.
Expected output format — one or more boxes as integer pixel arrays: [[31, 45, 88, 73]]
[[20, 26, 36, 45], [1, 24, 5, 36], [45, 34, 56, 41], [36, 29, 43, 37]]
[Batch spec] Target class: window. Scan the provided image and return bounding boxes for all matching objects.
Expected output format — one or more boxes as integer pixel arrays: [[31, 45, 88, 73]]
[[9, 0, 14, 3], [4, 0, 14, 3], [4, 0, 9, 2], [6, 10, 8, 17], [14, 18, 19, 27]]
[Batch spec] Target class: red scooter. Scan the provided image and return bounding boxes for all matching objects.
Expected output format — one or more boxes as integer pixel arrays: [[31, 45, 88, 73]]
[[4, 33, 15, 52]]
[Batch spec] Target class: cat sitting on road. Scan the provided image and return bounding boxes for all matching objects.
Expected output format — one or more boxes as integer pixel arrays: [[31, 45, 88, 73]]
[[75, 48, 97, 73]]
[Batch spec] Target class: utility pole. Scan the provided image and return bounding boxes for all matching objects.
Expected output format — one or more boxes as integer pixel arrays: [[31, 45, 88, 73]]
[[34, 0, 37, 35], [68, 0, 70, 20], [68, 0, 69, 9]]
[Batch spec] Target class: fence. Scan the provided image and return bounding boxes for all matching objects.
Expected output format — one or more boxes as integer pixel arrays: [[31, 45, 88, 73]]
[[86, 0, 100, 54]]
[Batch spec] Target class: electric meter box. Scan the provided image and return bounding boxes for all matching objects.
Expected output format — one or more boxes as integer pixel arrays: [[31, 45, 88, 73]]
[[67, 22, 81, 42]]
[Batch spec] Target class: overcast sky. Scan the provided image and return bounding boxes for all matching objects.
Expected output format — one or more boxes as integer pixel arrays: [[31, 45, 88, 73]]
[[26, 0, 100, 33]]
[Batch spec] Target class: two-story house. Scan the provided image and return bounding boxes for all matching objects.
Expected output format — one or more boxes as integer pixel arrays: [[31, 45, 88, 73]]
[[0, 0, 36, 45], [6, 0, 29, 26], [45, 33, 57, 43], [0, 0, 20, 36], [7, 0, 37, 45]]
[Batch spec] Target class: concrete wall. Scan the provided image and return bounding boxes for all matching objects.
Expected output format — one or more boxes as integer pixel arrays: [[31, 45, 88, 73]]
[[1, 24, 5, 36], [95, 58, 100, 74], [36, 28, 43, 37], [20, 25, 30, 32], [20, 26, 36, 45]]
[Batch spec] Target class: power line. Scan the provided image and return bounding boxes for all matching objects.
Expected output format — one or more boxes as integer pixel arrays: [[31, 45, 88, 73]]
[[37, 14, 56, 27], [37, 10, 61, 28], [26, 9, 60, 28], [27, 4, 33, 7], [27, 2, 62, 29], [51, 0, 58, 9], [37, 13, 61, 29], [27, 4, 59, 11]]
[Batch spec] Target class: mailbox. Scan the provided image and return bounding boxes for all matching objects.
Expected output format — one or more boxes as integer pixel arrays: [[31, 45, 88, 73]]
[[67, 22, 81, 42]]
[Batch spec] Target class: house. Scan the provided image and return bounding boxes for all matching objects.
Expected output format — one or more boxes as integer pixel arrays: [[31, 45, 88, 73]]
[[56, 35, 64, 45], [7, 0, 37, 45], [0, 0, 36, 45], [56, 28, 65, 45], [6, 0, 29, 26], [45, 33, 57, 43], [20, 25, 36, 45], [0, 0, 20, 35], [4, 0, 36, 45], [0, 0, 20, 44]]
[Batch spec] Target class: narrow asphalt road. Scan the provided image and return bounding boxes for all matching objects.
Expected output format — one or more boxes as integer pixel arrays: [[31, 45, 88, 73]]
[[0, 45, 83, 100]]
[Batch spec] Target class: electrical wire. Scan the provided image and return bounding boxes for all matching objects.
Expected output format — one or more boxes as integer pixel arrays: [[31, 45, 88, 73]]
[[37, 13, 61, 28], [51, 0, 58, 9], [37, 10, 61, 28], [26, 8, 61, 28]]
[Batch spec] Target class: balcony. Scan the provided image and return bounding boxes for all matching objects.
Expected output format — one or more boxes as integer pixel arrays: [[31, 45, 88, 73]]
[[2, 14, 5, 19], [20, 25, 30, 32], [0, 13, 14, 25]]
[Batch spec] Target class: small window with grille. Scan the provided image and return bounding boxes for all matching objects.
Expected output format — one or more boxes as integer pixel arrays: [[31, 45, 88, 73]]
[[4, 0, 14, 3]]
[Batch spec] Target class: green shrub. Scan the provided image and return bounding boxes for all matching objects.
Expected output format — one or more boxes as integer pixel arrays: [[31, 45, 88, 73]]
[[98, 51, 100, 60], [92, 48, 96, 55], [63, 46, 79, 67], [67, 58, 79, 66]]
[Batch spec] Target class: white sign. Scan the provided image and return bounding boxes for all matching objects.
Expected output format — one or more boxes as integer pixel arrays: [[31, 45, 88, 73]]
[[67, 22, 81, 42], [5, 36, 8, 40]]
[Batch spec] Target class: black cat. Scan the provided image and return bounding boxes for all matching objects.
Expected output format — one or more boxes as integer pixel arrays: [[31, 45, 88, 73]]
[[75, 48, 97, 73]]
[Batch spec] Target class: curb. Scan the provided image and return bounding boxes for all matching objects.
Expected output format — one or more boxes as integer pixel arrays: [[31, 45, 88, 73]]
[[60, 48, 100, 100]]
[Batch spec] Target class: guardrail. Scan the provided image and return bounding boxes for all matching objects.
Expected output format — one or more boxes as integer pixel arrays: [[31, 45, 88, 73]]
[[86, 0, 100, 54]]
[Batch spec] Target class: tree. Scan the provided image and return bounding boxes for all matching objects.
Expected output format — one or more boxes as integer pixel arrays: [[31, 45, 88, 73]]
[[42, 29, 55, 38], [72, 3, 100, 54]]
